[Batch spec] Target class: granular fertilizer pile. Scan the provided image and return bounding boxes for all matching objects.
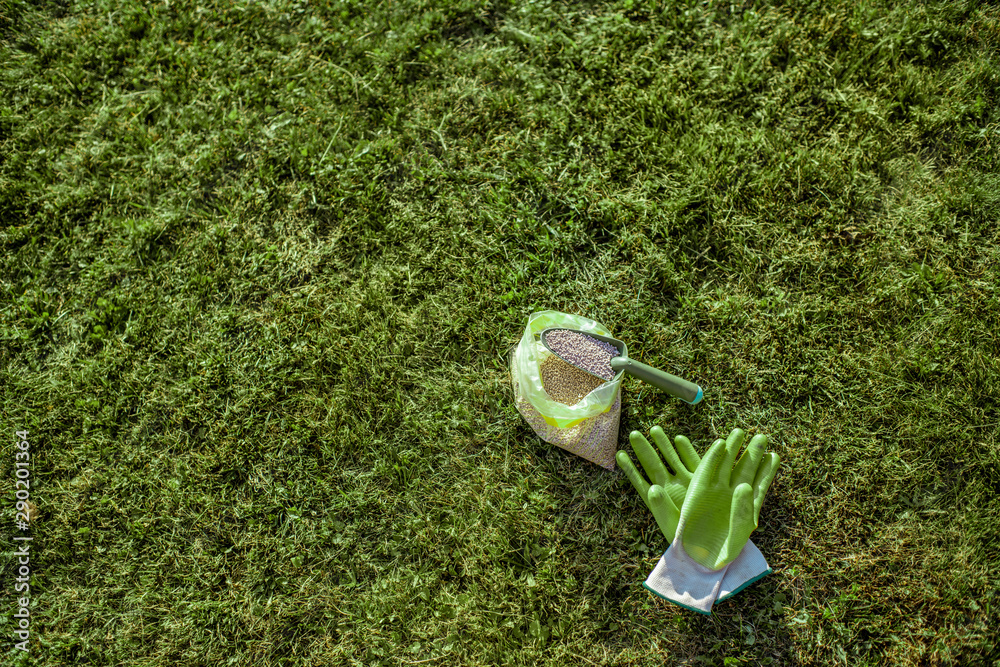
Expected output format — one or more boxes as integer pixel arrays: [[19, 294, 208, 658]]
[[539, 355, 604, 405], [544, 329, 620, 381], [510, 325, 622, 470], [513, 373, 621, 469]]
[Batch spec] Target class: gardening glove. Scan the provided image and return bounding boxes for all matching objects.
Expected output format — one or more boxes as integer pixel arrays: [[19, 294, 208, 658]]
[[617, 427, 776, 606], [616, 426, 699, 540], [644, 429, 779, 614]]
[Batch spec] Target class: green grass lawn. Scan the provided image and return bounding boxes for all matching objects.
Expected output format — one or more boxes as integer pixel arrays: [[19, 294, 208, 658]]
[[2, 0, 999, 664]]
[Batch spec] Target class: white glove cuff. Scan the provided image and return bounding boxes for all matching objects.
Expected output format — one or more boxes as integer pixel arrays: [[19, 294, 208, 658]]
[[642, 538, 728, 615], [717, 538, 772, 602]]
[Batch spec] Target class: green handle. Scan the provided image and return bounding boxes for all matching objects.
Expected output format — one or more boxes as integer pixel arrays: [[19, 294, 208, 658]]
[[610, 357, 703, 404]]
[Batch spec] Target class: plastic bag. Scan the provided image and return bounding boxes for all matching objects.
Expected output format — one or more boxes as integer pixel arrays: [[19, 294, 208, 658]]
[[510, 310, 622, 469]]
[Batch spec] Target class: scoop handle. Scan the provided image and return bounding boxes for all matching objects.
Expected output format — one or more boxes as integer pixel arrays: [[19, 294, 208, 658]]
[[610, 357, 703, 404]]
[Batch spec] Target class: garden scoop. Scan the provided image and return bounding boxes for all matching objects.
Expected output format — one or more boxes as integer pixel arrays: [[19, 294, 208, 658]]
[[539, 327, 703, 405]]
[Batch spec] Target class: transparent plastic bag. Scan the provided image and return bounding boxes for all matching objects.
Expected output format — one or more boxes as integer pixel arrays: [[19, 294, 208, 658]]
[[510, 310, 622, 469]]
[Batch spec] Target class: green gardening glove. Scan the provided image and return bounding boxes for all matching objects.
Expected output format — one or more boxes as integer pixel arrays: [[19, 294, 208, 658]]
[[619, 427, 781, 612], [616, 426, 700, 542], [617, 426, 776, 547], [677, 429, 780, 570]]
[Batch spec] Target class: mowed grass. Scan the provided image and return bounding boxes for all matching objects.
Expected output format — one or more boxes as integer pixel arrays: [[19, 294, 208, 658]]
[[2, 0, 999, 664]]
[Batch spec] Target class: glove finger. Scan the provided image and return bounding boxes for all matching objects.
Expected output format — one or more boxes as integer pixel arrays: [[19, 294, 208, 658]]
[[616, 450, 651, 509], [649, 426, 686, 478], [630, 430, 669, 487], [732, 433, 767, 487], [648, 484, 681, 543], [720, 428, 746, 484], [725, 483, 757, 567], [673, 434, 702, 473], [752, 451, 781, 522], [694, 437, 727, 486]]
